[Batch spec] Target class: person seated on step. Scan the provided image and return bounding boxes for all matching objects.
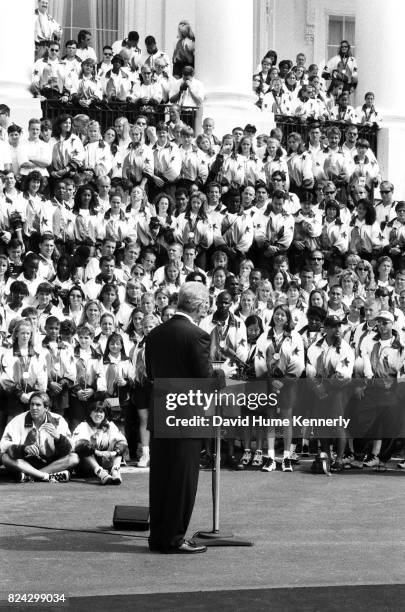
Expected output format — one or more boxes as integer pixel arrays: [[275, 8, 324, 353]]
[[72, 400, 128, 485], [0, 392, 78, 483]]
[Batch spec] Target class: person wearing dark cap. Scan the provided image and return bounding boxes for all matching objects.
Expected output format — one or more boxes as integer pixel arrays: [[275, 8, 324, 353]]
[[306, 314, 354, 472], [104, 54, 132, 102], [350, 310, 405, 471], [136, 216, 168, 266]]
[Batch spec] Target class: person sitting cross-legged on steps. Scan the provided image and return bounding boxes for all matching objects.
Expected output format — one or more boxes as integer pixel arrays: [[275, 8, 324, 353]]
[[0, 392, 78, 483]]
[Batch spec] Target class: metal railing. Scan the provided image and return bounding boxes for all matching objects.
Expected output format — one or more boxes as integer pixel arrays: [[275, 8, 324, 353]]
[[274, 115, 379, 156], [40, 99, 198, 132]]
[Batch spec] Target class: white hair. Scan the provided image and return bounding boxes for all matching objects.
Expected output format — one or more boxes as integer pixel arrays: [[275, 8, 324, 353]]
[[177, 282, 208, 314]]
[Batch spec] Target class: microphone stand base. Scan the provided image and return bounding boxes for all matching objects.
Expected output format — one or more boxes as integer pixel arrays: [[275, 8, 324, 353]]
[[192, 530, 253, 547]]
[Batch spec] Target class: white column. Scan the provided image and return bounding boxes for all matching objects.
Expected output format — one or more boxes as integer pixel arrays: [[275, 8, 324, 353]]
[[356, 0, 405, 197], [0, 0, 41, 126], [195, 0, 273, 135], [119, 0, 147, 39], [48, 0, 65, 31]]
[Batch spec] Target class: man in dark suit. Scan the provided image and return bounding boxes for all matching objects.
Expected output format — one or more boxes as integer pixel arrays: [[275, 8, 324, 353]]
[[145, 282, 235, 553]]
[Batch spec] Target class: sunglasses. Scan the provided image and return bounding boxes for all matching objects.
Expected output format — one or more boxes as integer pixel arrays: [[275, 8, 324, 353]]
[[50, 48, 59, 52], [311, 257, 323, 261], [324, 191, 336, 195], [380, 190, 391, 194], [357, 266, 366, 271]]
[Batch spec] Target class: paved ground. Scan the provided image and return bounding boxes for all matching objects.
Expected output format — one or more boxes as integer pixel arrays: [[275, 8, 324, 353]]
[[0, 460, 404, 611]]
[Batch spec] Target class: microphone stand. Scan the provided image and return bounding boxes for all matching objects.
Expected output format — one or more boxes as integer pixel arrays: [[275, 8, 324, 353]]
[[193, 359, 253, 547]]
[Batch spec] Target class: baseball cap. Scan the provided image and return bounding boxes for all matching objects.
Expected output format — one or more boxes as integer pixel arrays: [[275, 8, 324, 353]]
[[376, 310, 394, 323]]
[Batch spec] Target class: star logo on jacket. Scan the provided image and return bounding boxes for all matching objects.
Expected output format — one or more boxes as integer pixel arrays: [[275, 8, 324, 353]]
[[341, 357, 349, 368]]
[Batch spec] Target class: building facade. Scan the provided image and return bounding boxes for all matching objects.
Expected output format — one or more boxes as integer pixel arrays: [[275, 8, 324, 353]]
[[1, 1, 405, 194]]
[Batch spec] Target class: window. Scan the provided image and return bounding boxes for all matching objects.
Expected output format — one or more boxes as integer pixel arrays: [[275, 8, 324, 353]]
[[327, 16, 355, 60], [61, 0, 119, 59]]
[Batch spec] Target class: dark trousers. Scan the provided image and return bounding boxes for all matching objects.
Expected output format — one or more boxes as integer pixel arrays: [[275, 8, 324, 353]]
[[349, 387, 400, 440], [149, 435, 201, 550]]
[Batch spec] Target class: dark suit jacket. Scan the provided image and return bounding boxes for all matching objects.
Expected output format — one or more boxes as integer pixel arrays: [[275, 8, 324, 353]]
[[145, 314, 217, 432], [145, 314, 213, 380]]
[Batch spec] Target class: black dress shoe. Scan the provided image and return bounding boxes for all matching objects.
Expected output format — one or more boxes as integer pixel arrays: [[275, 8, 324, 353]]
[[166, 539, 207, 554]]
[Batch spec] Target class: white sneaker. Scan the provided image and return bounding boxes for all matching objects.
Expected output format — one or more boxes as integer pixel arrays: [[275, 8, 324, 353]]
[[261, 457, 276, 472], [49, 470, 70, 483], [239, 449, 252, 465], [363, 454, 379, 468], [110, 466, 122, 485], [251, 450, 263, 468], [397, 461, 405, 469], [137, 453, 150, 468], [282, 458, 293, 472], [290, 451, 300, 463], [96, 468, 113, 485]]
